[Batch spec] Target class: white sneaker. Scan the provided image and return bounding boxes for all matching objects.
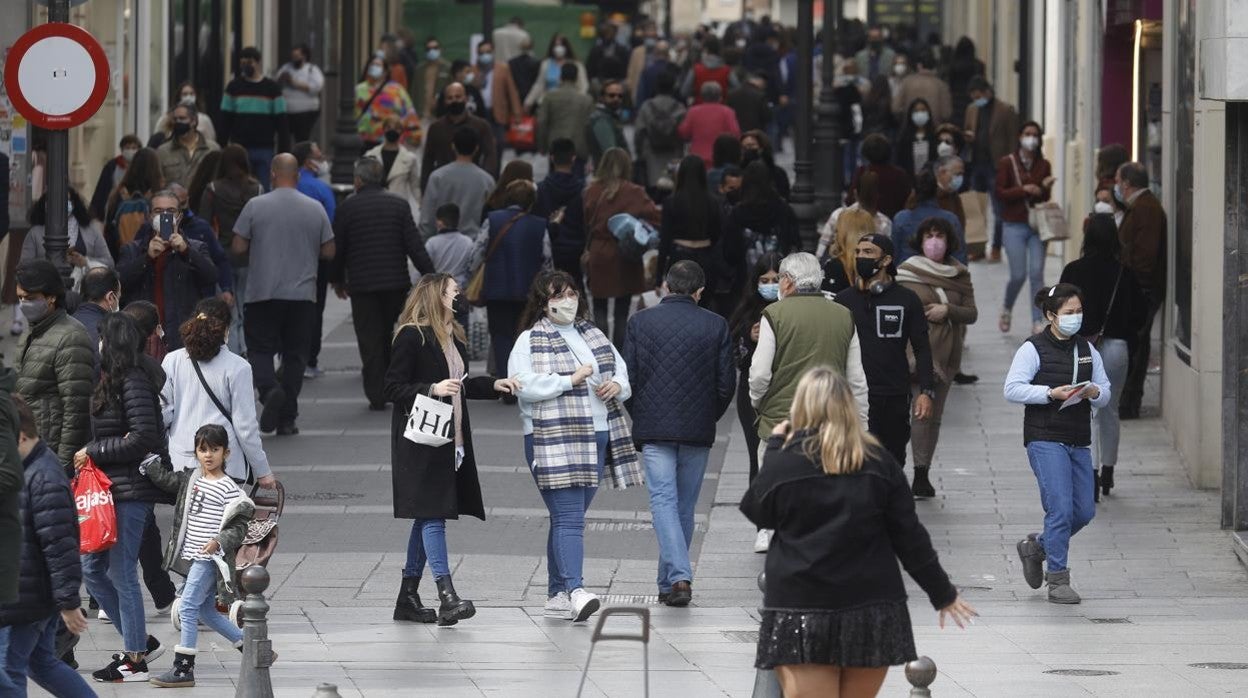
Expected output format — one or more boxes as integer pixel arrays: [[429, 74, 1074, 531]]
[[98, 608, 111, 624], [753, 529, 773, 553], [154, 600, 174, 616], [569, 588, 601, 622], [543, 591, 573, 620]]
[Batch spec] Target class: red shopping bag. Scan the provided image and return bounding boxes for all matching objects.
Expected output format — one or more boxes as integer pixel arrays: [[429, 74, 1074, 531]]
[[74, 459, 117, 554], [506, 116, 536, 152]]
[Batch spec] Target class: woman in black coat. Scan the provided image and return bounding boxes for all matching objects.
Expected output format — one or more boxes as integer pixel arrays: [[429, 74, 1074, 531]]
[[383, 273, 518, 627], [73, 313, 168, 680], [740, 366, 975, 696]]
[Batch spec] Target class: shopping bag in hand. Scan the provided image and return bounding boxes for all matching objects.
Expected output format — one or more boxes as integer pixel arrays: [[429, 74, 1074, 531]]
[[74, 459, 117, 554]]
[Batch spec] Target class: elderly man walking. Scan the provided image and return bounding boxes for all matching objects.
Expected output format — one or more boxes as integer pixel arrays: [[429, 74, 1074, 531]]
[[624, 261, 735, 607], [331, 157, 434, 410], [748, 252, 868, 551]]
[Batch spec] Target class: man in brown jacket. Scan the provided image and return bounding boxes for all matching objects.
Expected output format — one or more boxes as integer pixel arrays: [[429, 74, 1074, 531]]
[[1115, 161, 1166, 419], [892, 51, 953, 124], [963, 77, 1019, 260], [475, 40, 523, 154]]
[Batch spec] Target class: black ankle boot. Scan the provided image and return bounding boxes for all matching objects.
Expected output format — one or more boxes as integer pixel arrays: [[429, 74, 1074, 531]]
[[1101, 466, 1114, 496], [434, 576, 476, 627], [150, 651, 196, 687], [910, 467, 936, 498], [394, 576, 437, 623], [1093, 469, 1101, 503]]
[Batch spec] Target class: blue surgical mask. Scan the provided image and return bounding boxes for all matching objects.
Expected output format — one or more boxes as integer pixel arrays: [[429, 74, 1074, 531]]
[[972, 97, 989, 108], [950, 174, 964, 191], [1055, 313, 1083, 337], [426, 48, 441, 61], [1113, 183, 1124, 202], [757, 283, 780, 301]]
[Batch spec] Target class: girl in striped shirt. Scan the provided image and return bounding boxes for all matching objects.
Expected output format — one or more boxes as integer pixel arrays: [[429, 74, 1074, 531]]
[[145, 424, 255, 687]]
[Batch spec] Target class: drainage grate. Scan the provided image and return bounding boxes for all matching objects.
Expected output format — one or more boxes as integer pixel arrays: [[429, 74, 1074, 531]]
[[601, 594, 659, 605], [1189, 662, 1248, 670], [585, 520, 707, 533], [285, 492, 364, 501], [1088, 618, 1132, 624], [1044, 669, 1120, 677], [722, 630, 759, 643]]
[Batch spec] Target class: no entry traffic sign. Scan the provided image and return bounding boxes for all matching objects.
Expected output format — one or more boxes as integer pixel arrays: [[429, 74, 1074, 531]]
[[3, 22, 110, 130]]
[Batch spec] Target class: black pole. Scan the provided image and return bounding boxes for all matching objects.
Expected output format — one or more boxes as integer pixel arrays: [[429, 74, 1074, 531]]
[[813, 0, 842, 216], [482, 0, 494, 46], [663, 0, 672, 39], [44, 0, 71, 282], [331, 0, 361, 185], [791, 0, 817, 250]]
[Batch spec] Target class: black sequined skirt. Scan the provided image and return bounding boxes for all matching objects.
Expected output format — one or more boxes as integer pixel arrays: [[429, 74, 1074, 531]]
[[754, 601, 917, 669]]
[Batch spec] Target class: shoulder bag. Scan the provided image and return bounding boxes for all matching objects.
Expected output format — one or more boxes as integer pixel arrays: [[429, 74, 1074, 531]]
[[465, 211, 525, 307], [1010, 154, 1068, 242], [190, 358, 254, 486]]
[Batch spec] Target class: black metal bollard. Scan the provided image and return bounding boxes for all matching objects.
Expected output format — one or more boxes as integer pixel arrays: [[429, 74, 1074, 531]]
[[905, 656, 938, 697], [236, 565, 275, 698]]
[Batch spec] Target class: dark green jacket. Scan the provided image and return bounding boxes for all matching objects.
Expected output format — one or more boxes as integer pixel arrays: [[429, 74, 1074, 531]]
[[15, 309, 94, 467], [147, 462, 254, 604], [0, 367, 25, 604]]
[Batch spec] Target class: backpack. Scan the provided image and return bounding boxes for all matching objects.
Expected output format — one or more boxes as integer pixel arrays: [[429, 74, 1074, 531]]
[[112, 194, 150, 248], [645, 100, 683, 151]]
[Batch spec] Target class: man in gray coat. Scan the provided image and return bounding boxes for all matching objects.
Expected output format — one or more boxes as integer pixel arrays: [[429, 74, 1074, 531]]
[[536, 63, 594, 161]]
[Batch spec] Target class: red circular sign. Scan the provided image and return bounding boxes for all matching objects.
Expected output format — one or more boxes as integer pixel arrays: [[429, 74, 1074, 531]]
[[3, 22, 110, 130]]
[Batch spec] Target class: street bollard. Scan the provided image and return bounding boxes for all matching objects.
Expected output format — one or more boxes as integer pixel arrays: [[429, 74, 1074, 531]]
[[905, 656, 938, 697], [236, 566, 275, 698], [751, 571, 783, 698], [312, 683, 342, 698]]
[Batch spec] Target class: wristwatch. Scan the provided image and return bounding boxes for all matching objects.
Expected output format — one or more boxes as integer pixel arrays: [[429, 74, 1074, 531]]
[[920, 388, 937, 401]]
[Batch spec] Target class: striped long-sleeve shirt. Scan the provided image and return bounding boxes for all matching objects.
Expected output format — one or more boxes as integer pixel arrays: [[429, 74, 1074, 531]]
[[180, 476, 242, 561], [220, 77, 289, 151]]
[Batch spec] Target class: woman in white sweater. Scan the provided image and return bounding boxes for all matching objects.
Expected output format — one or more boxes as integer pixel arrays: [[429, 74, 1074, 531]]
[[161, 296, 274, 486]]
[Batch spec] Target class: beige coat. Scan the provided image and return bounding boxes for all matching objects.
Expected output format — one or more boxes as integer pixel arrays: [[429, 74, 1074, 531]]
[[896, 257, 977, 383], [364, 143, 421, 220]]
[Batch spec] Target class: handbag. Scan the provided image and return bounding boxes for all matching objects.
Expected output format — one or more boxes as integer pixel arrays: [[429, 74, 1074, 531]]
[[190, 358, 253, 486], [1088, 265, 1124, 348], [465, 211, 525, 307], [234, 481, 283, 571], [1010, 154, 1068, 242], [505, 116, 536, 151], [403, 393, 455, 447]]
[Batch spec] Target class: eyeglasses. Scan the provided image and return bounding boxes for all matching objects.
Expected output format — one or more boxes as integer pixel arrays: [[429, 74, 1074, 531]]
[[152, 207, 179, 216]]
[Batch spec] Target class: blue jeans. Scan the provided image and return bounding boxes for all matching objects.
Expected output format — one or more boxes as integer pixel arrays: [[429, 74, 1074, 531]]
[[247, 147, 274, 190], [403, 519, 451, 579], [971, 161, 1004, 249], [179, 558, 243, 651], [0, 615, 95, 697], [1003, 221, 1045, 323], [81, 500, 151, 652], [526, 432, 608, 596], [1026, 441, 1096, 573], [642, 443, 709, 593]]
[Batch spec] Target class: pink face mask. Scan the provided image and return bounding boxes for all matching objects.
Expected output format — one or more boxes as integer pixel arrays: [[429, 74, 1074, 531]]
[[921, 235, 948, 262]]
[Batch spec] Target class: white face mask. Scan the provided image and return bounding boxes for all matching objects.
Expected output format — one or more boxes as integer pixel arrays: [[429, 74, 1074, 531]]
[[367, 64, 385, 80], [552, 45, 567, 59], [547, 297, 578, 325], [893, 63, 908, 77], [911, 111, 930, 127], [316, 160, 331, 177], [1093, 201, 1115, 215], [1020, 135, 1039, 151], [180, 94, 197, 106], [936, 142, 955, 158]]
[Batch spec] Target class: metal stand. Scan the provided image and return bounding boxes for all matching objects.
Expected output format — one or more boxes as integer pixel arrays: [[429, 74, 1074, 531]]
[[330, 0, 361, 184], [576, 607, 650, 698], [906, 655, 938, 696], [43, 0, 71, 282], [791, 0, 818, 250], [813, 0, 843, 218], [235, 566, 274, 698]]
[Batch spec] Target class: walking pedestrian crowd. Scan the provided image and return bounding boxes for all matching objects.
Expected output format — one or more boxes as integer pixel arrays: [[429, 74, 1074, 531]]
[[0, 12, 1167, 698]]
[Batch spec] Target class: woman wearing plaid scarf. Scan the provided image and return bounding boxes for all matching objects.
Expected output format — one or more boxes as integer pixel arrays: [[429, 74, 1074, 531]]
[[507, 270, 644, 622]]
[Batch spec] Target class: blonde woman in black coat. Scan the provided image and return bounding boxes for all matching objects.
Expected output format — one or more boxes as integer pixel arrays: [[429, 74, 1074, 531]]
[[383, 273, 518, 626]]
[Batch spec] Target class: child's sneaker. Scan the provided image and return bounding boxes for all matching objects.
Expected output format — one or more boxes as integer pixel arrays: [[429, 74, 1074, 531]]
[[92, 654, 149, 682], [150, 650, 196, 688]]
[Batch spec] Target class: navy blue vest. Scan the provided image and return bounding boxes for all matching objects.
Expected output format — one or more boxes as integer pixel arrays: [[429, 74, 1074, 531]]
[[483, 208, 547, 302], [1023, 331, 1094, 446]]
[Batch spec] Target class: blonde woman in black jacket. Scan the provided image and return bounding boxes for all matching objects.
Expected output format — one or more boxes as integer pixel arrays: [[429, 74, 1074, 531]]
[[73, 313, 168, 682], [741, 366, 975, 697]]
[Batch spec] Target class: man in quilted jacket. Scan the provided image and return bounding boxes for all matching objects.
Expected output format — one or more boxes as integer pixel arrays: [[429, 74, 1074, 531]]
[[13, 260, 94, 470], [623, 261, 735, 607]]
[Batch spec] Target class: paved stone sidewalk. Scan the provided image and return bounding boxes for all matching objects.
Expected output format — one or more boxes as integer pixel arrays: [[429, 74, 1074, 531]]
[[46, 255, 1248, 696]]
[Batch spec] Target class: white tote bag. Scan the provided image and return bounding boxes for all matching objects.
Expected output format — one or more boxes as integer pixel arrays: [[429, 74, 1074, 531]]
[[403, 394, 454, 447]]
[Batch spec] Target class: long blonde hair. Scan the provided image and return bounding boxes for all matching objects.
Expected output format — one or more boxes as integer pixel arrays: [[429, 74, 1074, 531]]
[[787, 366, 879, 475], [395, 273, 465, 346], [833, 208, 876, 287], [593, 147, 632, 201]]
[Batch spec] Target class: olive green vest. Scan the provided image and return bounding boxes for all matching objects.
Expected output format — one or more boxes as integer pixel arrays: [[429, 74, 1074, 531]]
[[756, 293, 856, 438]]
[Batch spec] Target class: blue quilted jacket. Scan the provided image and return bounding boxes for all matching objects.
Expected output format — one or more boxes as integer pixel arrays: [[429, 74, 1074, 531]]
[[623, 295, 736, 447]]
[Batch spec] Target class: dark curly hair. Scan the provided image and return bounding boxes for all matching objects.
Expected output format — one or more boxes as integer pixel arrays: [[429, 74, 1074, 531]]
[[94, 314, 144, 414], [518, 270, 590, 330], [908, 216, 961, 257], [180, 297, 232, 362]]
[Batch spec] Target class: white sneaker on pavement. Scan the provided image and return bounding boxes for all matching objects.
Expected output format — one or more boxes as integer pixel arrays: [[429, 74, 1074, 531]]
[[753, 529, 772, 553], [543, 591, 573, 620], [98, 608, 111, 624], [569, 588, 600, 622]]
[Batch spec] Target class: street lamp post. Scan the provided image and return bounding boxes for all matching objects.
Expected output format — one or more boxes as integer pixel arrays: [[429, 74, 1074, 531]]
[[482, 0, 494, 46], [331, 0, 361, 186], [812, 0, 842, 217], [44, 0, 71, 281], [791, 0, 817, 250]]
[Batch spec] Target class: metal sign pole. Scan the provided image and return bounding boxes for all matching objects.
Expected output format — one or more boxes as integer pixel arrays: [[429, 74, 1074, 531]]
[[43, 0, 71, 282]]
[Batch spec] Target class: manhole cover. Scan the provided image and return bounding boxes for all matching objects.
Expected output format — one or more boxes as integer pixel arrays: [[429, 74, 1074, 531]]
[[722, 630, 759, 643], [285, 492, 365, 501], [1088, 618, 1132, 624], [1189, 662, 1248, 670], [1044, 669, 1120, 677]]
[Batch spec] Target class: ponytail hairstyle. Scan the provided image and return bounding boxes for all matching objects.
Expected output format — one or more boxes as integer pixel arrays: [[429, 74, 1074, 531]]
[[180, 297, 232, 361], [787, 366, 880, 475], [1034, 283, 1083, 320]]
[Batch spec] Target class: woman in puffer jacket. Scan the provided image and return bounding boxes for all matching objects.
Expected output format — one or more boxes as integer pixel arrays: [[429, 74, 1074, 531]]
[[74, 313, 170, 682]]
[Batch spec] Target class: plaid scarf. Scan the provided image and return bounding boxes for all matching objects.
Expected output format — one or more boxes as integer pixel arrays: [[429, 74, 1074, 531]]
[[528, 318, 643, 491]]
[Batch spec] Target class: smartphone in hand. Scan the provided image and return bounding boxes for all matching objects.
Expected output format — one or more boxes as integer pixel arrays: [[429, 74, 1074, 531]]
[[158, 213, 176, 240]]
